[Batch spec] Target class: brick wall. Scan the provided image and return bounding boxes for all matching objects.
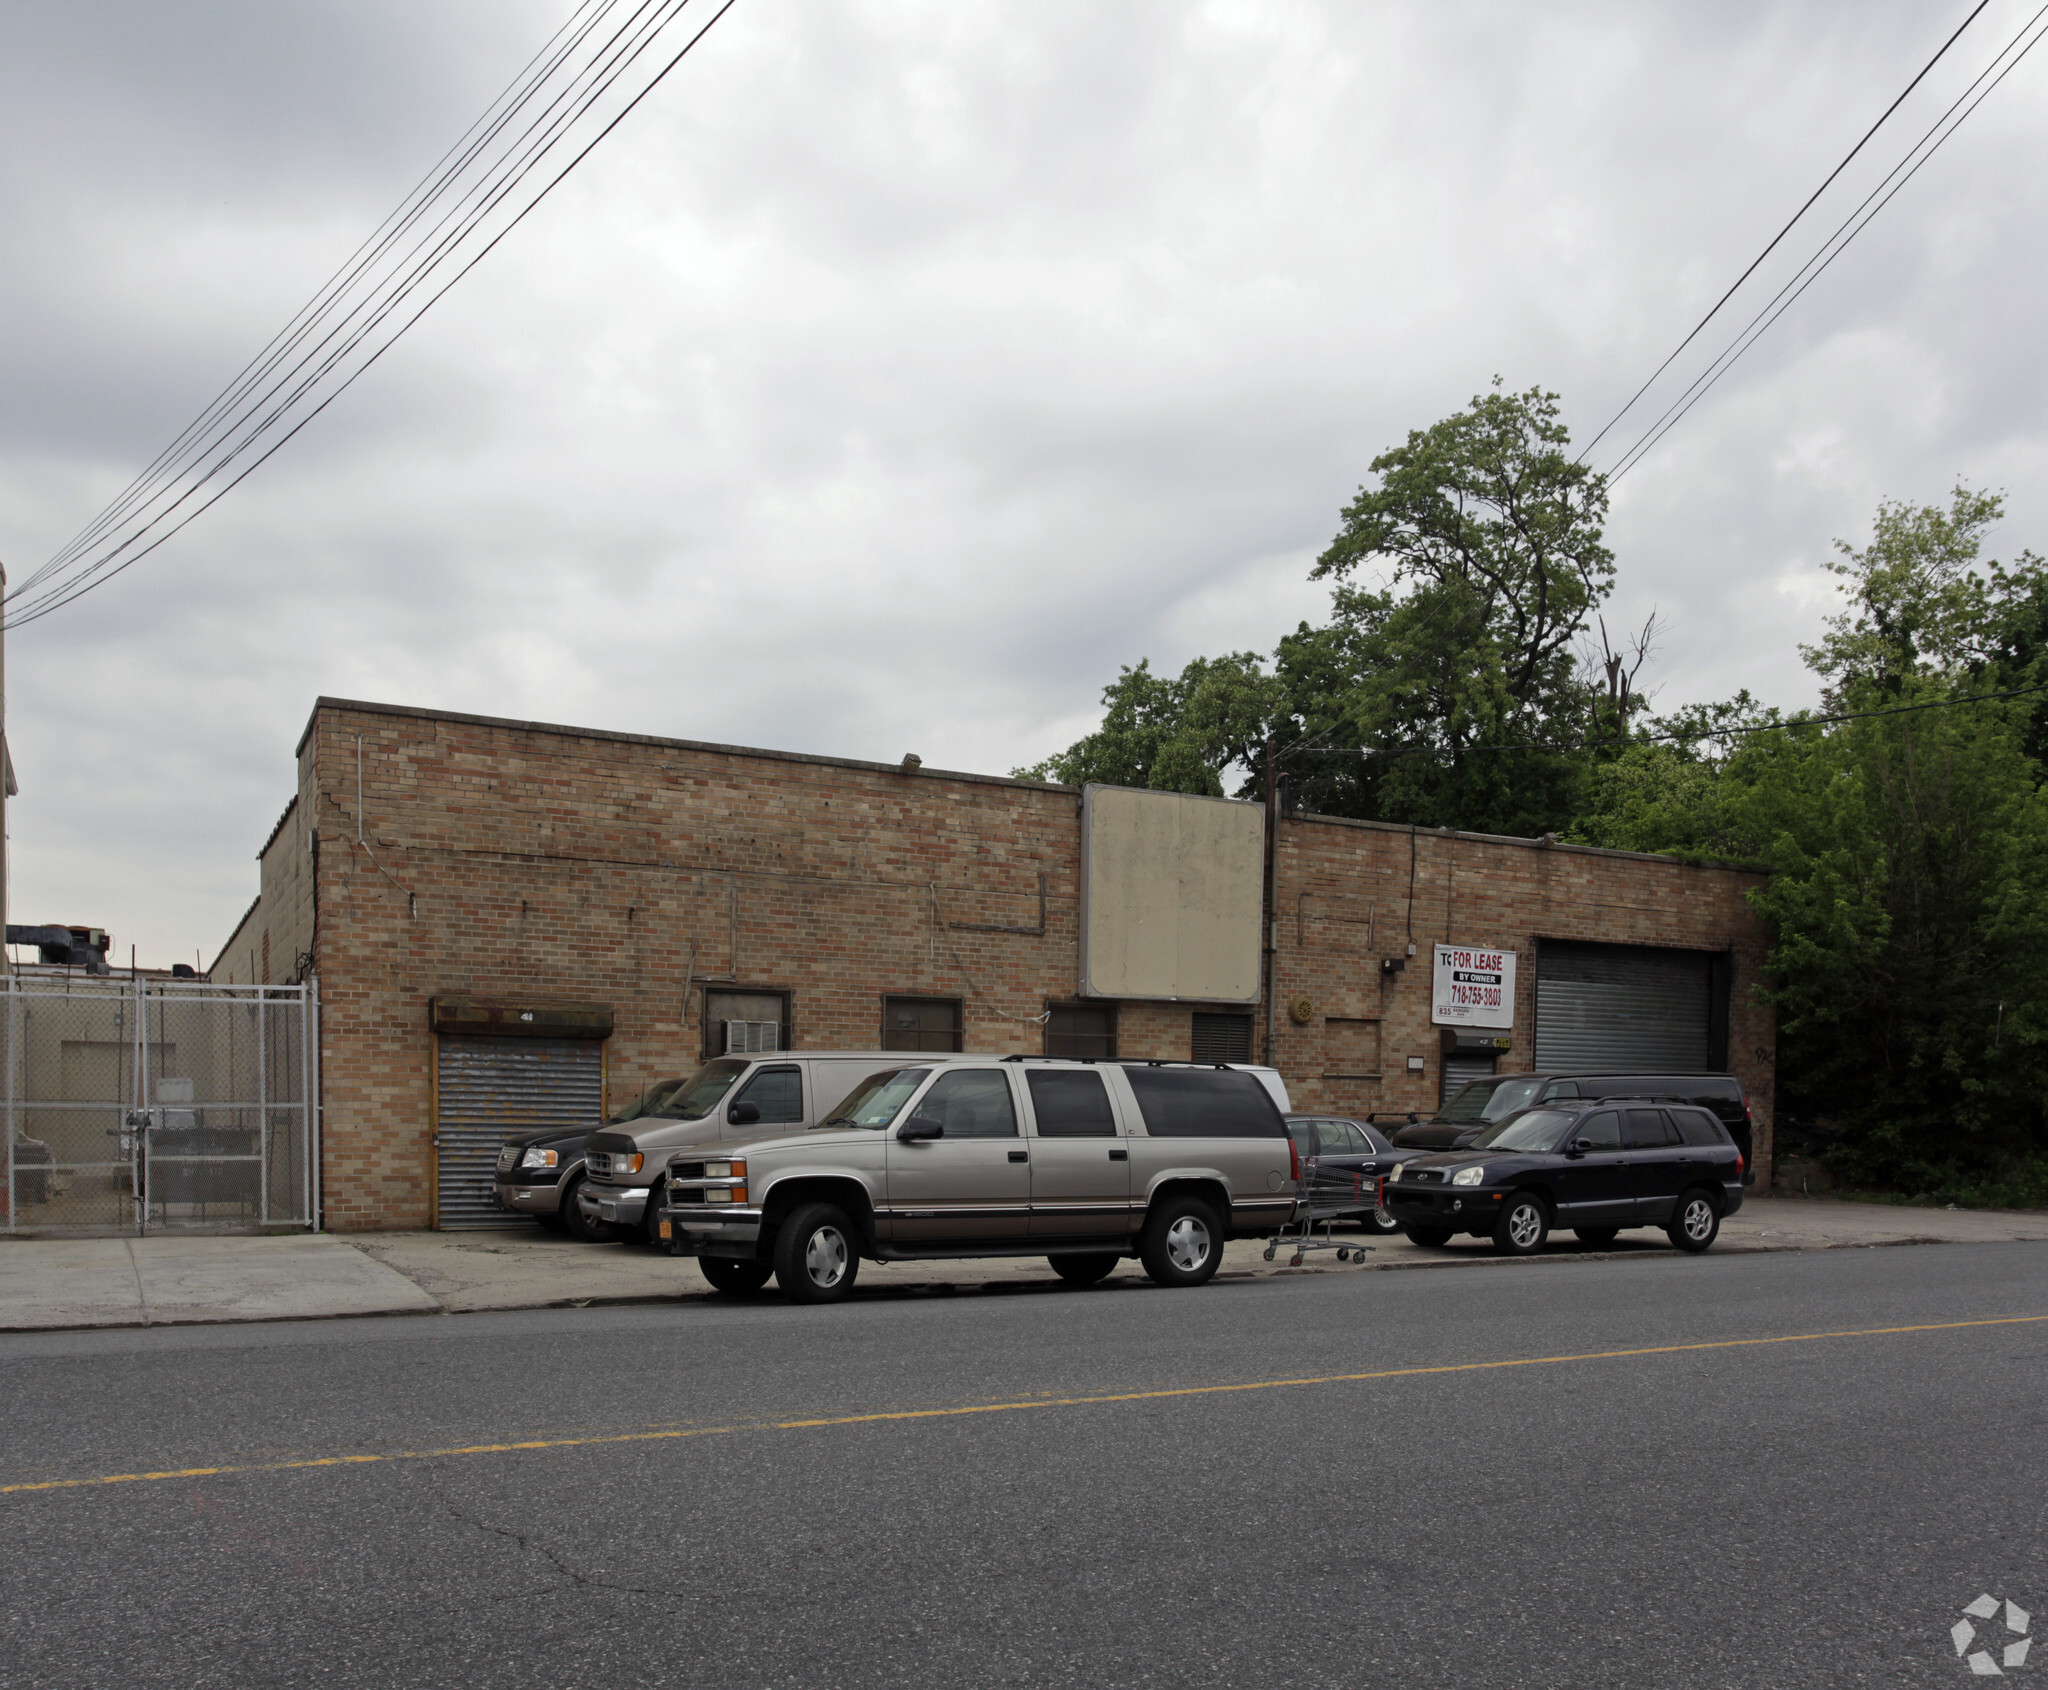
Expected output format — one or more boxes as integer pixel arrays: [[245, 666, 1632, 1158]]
[[1270, 814, 1774, 1170], [261, 698, 1773, 1230]]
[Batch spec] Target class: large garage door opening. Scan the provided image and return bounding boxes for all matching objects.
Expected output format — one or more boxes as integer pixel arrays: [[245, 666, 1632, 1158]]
[[436, 1036, 603, 1228], [1534, 941, 1725, 1072]]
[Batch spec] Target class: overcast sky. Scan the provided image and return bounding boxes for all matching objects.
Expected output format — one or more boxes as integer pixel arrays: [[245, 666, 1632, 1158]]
[[3, 0, 2045, 966]]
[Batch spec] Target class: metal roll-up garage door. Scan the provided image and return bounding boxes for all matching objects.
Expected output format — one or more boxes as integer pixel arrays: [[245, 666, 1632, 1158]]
[[436, 1036, 603, 1228], [1535, 941, 1713, 1072], [1440, 1053, 1498, 1106]]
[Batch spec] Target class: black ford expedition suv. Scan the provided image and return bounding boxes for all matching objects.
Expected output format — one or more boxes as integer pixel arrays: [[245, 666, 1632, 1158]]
[[1384, 1096, 1744, 1256]]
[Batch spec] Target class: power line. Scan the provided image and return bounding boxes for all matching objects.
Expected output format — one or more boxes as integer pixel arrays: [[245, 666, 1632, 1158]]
[[11, 0, 715, 623], [6, 0, 739, 629], [30, 0, 625, 591], [1579, 0, 1991, 464], [1605, 1, 2048, 485]]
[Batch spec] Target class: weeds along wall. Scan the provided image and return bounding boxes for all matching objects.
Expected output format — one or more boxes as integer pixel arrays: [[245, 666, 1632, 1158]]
[[242, 698, 1772, 1230]]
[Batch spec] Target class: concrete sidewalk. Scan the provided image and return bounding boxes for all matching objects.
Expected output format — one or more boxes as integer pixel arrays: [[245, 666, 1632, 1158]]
[[0, 1235, 438, 1330], [4, 1195, 2046, 1331]]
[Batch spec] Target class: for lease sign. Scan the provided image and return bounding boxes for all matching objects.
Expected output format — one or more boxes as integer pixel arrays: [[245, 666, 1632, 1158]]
[[1431, 944, 1516, 1029]]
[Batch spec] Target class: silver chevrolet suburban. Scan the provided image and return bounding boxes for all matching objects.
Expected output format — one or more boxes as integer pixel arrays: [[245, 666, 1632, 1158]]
[[654, 1055, 1298, 1303], [576, 1051, 907, 1244]]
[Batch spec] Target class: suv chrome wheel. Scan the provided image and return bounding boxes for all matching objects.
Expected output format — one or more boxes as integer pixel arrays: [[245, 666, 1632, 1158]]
[[773, 1201, 862, 1303], [1165, 1215, 1210, 1272], [805, 1224, 849, 1288], [1492, 1191, 1549, 1256], [1667, 1190, 1720, 1253], [1140, 1195, 1224, 1288]]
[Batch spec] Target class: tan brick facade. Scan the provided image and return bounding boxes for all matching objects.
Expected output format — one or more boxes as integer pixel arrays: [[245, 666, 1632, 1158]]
[[222, 699, 1774, 1230]]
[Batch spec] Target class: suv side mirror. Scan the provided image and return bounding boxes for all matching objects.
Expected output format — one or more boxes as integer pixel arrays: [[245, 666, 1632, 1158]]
[[897, 1115, 945, 1142], [1565, 1141, 1588, 1158], [728, 1101, 760, 1126]]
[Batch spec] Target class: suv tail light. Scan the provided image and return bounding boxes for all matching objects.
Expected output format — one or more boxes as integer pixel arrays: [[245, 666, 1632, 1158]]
[[1735, 1149, 1746, 1180], [1288, 1137, 1301, 1183]]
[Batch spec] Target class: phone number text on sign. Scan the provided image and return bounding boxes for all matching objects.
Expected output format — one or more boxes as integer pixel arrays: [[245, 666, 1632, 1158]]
[[1431, 945, 1517, 1030]]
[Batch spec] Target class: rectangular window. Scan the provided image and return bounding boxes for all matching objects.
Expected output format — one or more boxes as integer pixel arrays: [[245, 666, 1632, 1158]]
[[882, 996, 963, 1053], [1624, 1107, 1679, 1149], [702, 989, 790, 1060], [732, 1064, 804, 1125], [916, 1069, 1017, 1137], [1190, 1011, 1253, 1064], [1026, 1069, 1117, 1137], [1121, 1066, 1285, 1138], [1045, 1003, 1116, 1060]]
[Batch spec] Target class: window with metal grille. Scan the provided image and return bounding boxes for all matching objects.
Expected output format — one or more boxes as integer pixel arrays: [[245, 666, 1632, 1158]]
[[882, 996, 962, 1053], [1044, 1003, 1115, 1060], [1190, 1011, 1252, 1064], [702, 989, 789, 1059]]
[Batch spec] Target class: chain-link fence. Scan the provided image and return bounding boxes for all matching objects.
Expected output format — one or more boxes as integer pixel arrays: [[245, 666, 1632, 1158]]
[[0, 976, 319, 1234]]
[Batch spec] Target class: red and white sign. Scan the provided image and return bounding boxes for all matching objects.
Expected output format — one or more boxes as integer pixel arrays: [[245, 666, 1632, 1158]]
[[1431, 945, 1516, 1029]]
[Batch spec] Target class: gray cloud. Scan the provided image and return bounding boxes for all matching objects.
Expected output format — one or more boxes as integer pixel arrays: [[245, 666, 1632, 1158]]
[[3, 0, 2045, 962]]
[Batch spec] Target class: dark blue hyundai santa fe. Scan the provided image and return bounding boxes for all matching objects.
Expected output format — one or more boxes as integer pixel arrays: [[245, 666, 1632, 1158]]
[[1383, 1096, 1745, 1255]]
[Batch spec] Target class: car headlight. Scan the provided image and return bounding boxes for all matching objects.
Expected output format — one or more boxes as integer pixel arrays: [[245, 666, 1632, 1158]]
[[618, 1152, 644, 1176], [701, 1160, 745, 1179], [519, 1146, 558, 1170], [1451, 1165, 1486, 1187], [1386, 1163, 1404, 1183]]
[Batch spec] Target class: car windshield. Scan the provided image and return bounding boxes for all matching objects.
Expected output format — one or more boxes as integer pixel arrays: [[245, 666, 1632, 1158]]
[[1439, 1075, 1546, 1124], [1470, 1109, 1575, 1152], [820, 1068, 931, 1128], [606, 1077, 692, 1124], [631, 1059, 748, 1122]]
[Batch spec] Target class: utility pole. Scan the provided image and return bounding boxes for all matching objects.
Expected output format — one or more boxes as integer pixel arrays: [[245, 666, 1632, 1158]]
[[2, 560, 9, 974], [1263, 738, 1279, 1064]]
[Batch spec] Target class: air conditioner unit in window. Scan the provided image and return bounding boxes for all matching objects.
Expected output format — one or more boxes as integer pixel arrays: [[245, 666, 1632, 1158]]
[[724, 1020, 781, 1054]]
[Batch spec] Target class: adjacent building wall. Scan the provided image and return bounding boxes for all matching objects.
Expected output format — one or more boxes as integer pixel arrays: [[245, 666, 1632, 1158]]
[[1271, 815, 1774, 1155], [253, 697, 1774, 1231]]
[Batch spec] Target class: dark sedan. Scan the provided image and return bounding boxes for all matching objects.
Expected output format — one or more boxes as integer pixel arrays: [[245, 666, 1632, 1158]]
[[1283, 1114, 1432, 1236], [1382, 1097, 1745, 1256]]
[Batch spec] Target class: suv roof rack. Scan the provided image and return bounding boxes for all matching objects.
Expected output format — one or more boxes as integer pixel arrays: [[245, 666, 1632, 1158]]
[[1001, 1055, 1242, 1070]]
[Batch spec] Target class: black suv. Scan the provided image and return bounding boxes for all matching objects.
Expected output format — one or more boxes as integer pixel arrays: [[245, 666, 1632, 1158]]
[[1393, 1072, 1754, 1178], [1383, 1096, 1744, 1256]]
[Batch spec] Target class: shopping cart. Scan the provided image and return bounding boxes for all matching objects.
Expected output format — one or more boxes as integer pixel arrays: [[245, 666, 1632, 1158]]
[[1263, 1155, 1378, 1267]]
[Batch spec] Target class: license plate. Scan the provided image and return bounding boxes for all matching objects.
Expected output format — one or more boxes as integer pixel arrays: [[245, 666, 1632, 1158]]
[[658, 1220, 672, 1240]]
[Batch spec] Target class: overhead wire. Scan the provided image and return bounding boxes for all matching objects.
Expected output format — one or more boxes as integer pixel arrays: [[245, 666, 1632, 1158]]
[[1601, 1, 2048, 485], [6, 0, 739, 628], [9, 0, 702, 622], [26, 0, 624, 591], [1578, 0, 1992, 464]]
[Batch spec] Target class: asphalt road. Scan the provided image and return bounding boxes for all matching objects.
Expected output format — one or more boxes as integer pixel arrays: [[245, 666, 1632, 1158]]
[[2, 1243, 2044, 1689]]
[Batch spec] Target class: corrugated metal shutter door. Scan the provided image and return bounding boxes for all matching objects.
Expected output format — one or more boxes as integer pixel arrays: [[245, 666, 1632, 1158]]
[[1535, 942, 1711, 1072], [436, 1036, 603, 1229], [1440, 1053, 1497, 1107]]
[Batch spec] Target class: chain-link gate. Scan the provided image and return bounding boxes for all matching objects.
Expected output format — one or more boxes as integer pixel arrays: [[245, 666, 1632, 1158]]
[[0, 976, 320, 1234]]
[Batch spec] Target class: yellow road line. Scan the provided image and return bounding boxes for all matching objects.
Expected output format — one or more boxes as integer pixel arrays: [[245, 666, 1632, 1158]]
[[6, 1313, 2043, 1498]]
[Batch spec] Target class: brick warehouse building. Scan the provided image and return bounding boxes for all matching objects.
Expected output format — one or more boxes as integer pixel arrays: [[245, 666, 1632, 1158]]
[[213, 698, 1775, 1230]]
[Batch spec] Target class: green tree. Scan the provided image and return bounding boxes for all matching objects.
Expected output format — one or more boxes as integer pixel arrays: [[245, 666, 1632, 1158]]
[[1732, 488, 2048, 1200], [1013, 654, 1277, 794], [1017, 383, 1618, 834], [1567, 695, 1774, 859]]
